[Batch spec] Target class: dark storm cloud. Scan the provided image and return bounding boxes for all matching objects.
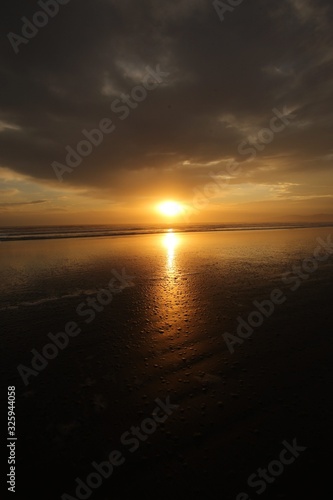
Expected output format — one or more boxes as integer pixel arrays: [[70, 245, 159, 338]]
[[0, 0, 332, 197]]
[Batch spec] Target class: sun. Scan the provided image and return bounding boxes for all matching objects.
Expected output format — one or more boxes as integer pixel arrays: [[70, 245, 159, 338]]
[[158, 200, 183, 217]]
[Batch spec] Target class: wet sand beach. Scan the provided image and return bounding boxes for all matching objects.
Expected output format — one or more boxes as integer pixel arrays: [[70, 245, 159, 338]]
[[2, 227, 333, 499]]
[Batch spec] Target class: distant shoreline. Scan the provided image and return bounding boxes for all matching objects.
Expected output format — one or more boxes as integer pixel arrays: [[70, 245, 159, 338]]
[[1, 222, 333, 242]]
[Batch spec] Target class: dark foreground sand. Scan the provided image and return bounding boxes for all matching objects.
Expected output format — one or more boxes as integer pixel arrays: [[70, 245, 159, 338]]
[[2, 227, 333, 499]]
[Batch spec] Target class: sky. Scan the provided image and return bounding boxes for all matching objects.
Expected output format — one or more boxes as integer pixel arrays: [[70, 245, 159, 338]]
[[0, 0, 333, 226]]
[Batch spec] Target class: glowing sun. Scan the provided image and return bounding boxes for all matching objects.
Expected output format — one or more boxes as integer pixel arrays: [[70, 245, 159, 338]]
[[158, 200, 183, 217]]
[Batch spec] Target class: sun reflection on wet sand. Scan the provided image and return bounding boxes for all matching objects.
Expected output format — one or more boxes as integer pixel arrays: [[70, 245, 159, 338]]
[[162, 230, 180, 274], [153, 230, 190, 339]]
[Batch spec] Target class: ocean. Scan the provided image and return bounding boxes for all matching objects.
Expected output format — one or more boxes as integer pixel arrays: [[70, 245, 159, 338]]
[[1, 222, 332, 241]]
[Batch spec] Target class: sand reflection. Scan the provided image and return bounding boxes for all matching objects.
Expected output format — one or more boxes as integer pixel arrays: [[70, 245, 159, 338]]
[[162, 230, 180, 273]]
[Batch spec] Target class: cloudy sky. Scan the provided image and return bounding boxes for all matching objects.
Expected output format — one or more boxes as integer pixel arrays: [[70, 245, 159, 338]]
[[1, 0, 333, 225]]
